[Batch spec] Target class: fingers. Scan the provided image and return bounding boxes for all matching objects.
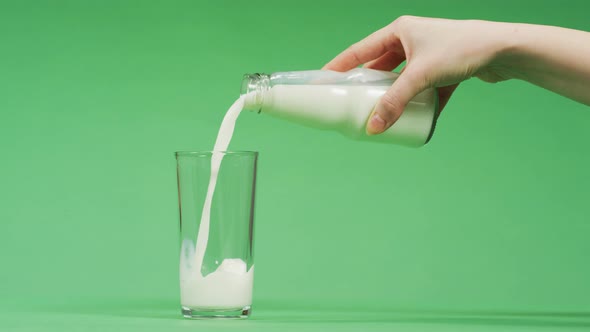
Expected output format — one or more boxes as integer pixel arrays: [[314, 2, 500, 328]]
[[323, 25, 401, 72], [362, 50, 406, 71], [367, 66, 429, 135]]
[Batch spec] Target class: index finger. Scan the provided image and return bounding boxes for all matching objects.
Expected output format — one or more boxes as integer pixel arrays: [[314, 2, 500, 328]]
[[323, 24, 402, 72]]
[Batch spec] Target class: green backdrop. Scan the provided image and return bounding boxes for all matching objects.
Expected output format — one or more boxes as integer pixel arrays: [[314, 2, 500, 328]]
[[1, 0, 589, 331]]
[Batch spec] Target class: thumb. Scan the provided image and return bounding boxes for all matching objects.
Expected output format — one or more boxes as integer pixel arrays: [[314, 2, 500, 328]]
[[367, 66, 428, 135]]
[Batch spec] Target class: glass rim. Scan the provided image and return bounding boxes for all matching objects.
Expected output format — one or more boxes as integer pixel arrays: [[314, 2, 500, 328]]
[[175, 150, 258, 157]]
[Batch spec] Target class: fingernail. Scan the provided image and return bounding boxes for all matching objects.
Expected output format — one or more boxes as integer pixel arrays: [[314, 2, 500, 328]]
[[367, 112, 386, 135]]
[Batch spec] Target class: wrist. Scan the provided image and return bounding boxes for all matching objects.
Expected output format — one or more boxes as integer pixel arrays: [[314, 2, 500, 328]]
[[489, 22, 535, 81]]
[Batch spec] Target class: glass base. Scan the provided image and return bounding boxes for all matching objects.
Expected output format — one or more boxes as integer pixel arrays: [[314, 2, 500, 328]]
[[181, 305, 251, 319]]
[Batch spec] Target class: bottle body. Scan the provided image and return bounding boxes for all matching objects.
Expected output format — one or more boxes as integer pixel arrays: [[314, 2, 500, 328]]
[[241, 69, 438, 147]]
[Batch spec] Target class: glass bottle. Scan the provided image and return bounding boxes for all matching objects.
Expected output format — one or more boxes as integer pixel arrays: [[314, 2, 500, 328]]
[[240, 68, 439, 147]]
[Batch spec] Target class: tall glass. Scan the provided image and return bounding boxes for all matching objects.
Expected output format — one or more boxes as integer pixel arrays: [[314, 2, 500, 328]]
[[175, 151, 258, 319]]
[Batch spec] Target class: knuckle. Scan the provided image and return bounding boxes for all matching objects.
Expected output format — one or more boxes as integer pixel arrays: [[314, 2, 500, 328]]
[[388, 15, 415, 38], [393, 15, 415, 27], [345, 43, 363, 64], [379, 93, 404, 122]]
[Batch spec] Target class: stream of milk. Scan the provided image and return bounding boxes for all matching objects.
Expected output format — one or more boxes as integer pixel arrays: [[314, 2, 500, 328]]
[[180, 96, 254, 309]]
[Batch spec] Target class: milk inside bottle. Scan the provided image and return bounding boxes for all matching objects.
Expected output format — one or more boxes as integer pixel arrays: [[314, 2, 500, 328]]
[[241, 68, 439, 147]]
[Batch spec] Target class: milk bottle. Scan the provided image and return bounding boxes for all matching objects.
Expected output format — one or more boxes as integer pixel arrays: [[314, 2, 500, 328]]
[[241, 68, 439, 147]]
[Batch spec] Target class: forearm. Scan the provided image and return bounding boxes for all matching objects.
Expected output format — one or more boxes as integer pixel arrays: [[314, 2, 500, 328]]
[[497, 23, 590, 105]]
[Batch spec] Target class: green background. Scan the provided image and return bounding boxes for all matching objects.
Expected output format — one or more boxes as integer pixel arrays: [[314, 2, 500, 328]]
[[1, 0, 589, 331]]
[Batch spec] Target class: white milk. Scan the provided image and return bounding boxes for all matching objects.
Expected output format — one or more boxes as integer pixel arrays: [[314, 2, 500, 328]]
[[180, 96, 254, 309], [245, 84, 435, 147]]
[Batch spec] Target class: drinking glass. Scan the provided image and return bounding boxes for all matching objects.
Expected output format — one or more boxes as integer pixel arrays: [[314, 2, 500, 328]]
[[175, 151, 258, 319]]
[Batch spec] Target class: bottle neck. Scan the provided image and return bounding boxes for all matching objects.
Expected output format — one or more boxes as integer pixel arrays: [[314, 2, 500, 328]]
[[240, 73, 270, 113]]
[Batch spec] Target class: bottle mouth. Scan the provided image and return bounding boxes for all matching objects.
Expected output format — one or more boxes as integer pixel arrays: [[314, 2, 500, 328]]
[[240, 73, 269, 113], [240, 74, 260, 97]]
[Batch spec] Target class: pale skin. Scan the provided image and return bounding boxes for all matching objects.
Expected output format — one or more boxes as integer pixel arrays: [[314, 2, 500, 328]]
[[323, 16, 590, 135]]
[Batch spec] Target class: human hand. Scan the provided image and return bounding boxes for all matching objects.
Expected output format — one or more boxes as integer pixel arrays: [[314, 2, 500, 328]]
[[324, 16, 515, 135]]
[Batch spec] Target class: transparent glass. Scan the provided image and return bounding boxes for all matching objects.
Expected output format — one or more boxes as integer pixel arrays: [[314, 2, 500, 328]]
[[175, 151, 258, 319]]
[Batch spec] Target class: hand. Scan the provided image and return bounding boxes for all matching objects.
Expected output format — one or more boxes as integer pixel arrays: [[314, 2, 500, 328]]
[[324, 16, 514, 135]]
